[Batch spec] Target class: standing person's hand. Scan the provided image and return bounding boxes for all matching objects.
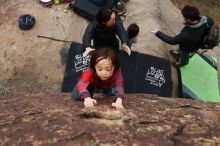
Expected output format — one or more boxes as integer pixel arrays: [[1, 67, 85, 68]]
[[122, 43, 131, 56], [84, 97, 97, 108], [151, 28, 159, 34], [83, 47, 95, 57], [112, 98, 124, 110]]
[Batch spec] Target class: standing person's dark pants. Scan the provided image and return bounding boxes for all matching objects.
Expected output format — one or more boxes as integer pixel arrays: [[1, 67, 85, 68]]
[[179, 50, 190, 66]]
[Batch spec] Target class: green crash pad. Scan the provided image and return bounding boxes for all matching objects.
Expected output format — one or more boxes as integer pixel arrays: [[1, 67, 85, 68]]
[[180, 53, 220, 102]]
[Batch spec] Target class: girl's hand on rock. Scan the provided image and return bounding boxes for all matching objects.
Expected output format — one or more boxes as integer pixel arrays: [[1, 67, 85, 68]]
[[84, 97, 97, 108]]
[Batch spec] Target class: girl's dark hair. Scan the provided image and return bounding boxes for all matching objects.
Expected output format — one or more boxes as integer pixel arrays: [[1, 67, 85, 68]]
[[181, 5, 200, 21], [90, 47, 120, 73], [127, 23, 139, 39], [96, 7, 113, 25]]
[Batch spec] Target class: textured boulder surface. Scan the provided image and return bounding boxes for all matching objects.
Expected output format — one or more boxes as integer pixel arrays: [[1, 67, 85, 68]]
[[1, 94, 220, 146]]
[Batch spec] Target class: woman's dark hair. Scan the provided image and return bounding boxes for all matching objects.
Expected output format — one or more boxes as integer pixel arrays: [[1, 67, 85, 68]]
[[96, 7, 113, 25], [127, 23, 139, 39], [90, 47, 120, 73], [181, 5, 200, 21]]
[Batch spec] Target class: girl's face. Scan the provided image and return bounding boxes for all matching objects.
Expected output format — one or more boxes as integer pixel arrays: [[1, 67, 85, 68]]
[[104, 12, 116, 27], [95, 58, 114, 80]]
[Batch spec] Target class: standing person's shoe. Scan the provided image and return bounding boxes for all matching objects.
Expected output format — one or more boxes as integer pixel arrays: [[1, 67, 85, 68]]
[[172, 61, 186, 68], [169, 50, 180, 60]]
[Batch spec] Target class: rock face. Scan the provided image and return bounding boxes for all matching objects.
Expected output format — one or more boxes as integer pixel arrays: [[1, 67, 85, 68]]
[[1, 94, 220, 146]]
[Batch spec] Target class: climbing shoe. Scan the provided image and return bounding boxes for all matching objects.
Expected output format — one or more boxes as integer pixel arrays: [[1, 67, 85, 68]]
[[172, 61, 186, 68], [169, 50, 180, 60]]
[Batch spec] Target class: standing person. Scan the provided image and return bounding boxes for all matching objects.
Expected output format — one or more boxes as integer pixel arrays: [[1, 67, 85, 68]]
[[151, 5, 214, 67], [71, 47, 125, 110], [82, 7, 131, 56]]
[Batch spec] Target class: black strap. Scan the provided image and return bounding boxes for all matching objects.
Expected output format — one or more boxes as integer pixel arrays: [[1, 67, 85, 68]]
[[198, 53, 217, 70]]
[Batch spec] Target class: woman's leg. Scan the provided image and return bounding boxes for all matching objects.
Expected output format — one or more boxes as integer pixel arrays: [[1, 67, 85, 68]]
[[179, 50, 190, 66]]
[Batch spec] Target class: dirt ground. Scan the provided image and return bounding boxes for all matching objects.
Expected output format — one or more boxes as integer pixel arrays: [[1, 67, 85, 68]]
[[0, 0, 219, 97]]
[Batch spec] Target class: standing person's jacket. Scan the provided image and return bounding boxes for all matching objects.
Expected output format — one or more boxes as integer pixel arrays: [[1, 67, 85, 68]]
[[155, 16, 214, 53], [76, 67, 125, 100], [82, 17, 128, 50]]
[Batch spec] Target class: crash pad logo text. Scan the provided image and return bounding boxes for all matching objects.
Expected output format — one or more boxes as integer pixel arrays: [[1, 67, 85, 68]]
[[145, 66, 166, 87]]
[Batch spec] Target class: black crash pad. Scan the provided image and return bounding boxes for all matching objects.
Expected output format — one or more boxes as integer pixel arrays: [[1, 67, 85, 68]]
[[61, 43, 91, 92], [62, 43, 172, 97], [118, 51, 172, 97]]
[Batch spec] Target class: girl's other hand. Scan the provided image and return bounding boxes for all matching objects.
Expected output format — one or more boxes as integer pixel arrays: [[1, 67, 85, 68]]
[[84, 97, 97, 108], [112, 98, 124, 110]]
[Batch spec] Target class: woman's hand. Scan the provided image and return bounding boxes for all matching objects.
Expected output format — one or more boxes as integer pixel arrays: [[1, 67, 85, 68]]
[[122, 44, 131, 56], [84, 97, 97, 108], [112, 98, 124, 110], [83, 47, 95, 57]]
